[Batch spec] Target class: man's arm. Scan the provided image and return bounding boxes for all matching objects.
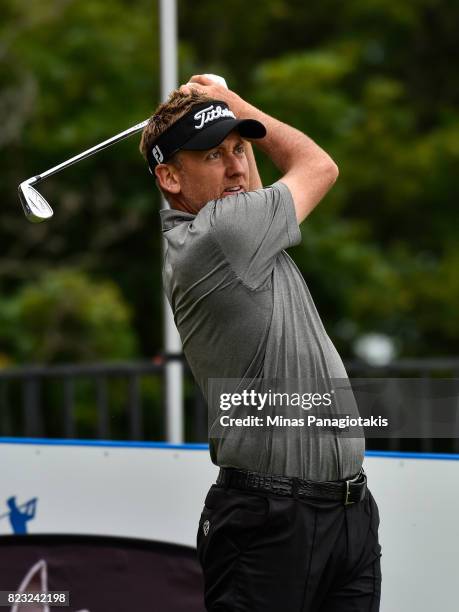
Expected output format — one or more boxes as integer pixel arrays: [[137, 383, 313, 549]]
[[181, 75, 338, 224], [245, 141, 263, 191]]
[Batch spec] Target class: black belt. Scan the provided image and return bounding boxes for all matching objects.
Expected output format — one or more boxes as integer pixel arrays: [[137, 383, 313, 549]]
[[217, 468, 367, 505]]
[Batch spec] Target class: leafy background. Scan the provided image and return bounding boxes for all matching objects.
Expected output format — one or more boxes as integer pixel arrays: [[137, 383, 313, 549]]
[[1, 0, 458, 368]]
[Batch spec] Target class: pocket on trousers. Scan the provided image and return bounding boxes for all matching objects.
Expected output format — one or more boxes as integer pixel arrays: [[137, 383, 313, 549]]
[[197, 508, 213, 566], [203, 485, 227, 510], [196, 486, 228, 565], [197, 490, 269, 569]]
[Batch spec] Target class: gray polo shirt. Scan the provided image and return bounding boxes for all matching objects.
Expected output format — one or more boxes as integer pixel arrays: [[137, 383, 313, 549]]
[[160, 181, 364, 481]]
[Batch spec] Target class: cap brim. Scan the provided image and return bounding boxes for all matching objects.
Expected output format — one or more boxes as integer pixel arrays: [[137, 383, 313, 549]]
[[181, 118, 266, 151]]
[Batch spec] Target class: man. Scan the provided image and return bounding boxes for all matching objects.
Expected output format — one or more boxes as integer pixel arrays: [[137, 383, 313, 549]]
[[140, 75, 381, 611]]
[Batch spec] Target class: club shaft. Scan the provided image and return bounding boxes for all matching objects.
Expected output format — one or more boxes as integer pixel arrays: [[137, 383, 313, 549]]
[[30, 119, 149, 186]]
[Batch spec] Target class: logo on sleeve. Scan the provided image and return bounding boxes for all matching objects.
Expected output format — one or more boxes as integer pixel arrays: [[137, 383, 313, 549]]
[[203, 520, 210, 536]]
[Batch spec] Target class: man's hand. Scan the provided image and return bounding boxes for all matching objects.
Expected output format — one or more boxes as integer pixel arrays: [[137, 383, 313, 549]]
[[180, 74, 339, 223], [180, 75, 262, 191], [180, 75, 245, 117]]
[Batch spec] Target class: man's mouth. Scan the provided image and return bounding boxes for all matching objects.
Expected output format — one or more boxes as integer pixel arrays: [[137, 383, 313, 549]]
[[222, 186, 244, 196]]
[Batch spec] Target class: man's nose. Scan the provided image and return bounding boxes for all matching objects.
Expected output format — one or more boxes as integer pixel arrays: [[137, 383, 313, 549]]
[[225, 154, 245, 176]]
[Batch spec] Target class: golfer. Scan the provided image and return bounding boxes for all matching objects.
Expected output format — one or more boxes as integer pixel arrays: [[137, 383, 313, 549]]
[[140, 75, 381, 611]]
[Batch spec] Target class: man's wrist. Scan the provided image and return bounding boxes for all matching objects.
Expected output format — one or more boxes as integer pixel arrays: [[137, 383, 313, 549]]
[[226, 91, 249, 118], [230, 97, 268, 131]]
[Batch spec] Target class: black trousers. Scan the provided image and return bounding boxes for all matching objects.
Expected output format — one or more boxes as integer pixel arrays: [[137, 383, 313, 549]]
[[197, 483, 381, 611]]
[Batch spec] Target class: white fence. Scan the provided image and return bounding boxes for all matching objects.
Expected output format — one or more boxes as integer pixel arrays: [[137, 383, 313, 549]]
[[1, 440, 458, 612]]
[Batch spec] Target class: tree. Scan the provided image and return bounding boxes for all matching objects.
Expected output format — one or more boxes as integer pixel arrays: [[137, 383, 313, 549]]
[[0, 268, 137, 364], [1, 0, 457, 362]]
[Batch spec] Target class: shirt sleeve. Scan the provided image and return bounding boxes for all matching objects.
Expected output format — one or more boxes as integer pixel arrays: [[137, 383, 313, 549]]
[[208, 180, 301, 289]]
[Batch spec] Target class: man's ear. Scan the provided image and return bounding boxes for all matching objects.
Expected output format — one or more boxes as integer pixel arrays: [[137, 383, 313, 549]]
[[155, 164, 181, 195]]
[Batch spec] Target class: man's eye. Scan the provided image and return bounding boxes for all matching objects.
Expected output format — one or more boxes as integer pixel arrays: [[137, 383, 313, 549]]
[[207, 151, 220, 160], [235, 145, 245, 155]]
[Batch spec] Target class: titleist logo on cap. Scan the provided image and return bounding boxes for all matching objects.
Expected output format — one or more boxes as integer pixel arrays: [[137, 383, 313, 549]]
[[194, 104, 236, 130]]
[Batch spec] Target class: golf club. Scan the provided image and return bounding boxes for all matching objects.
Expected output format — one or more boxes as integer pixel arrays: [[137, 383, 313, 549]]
[[18, 74, 227, 223], [18, 119, 149, 223]]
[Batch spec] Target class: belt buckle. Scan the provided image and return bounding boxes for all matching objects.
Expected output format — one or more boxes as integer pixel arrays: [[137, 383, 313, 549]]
[[344, 479, 355, 506]]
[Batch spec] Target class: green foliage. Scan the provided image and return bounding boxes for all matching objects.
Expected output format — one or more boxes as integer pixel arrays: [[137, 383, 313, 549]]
[[1, 0, 163, 360], [1, 0, 458, 363], [0, 269, 137, 364]]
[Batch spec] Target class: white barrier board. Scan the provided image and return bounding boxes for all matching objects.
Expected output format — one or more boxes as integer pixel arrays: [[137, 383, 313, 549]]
[[1, 442, 458, 612], [0, 443, 217, 547]]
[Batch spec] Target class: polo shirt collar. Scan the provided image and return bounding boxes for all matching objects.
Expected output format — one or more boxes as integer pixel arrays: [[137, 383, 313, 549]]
[[160, 208, 196, 231]]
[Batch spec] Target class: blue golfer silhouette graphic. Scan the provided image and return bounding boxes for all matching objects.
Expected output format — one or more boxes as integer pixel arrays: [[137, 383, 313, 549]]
[[0, 496, 37, 534]]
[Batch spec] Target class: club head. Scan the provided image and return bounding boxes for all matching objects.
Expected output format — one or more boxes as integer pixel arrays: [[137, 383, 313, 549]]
[[18, 180, 54, 223]]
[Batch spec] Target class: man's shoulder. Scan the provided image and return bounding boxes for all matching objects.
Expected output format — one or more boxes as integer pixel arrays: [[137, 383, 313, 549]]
[[206, 182, 291, 228], [160, 183, 289, 231], [161, 181, 295, 256]]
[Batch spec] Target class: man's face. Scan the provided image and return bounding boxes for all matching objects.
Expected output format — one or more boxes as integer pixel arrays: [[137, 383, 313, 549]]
[[165, 131, 250, 213]]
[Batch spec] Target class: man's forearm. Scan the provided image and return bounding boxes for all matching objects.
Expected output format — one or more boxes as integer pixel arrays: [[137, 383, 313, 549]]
[[245, 141, 263, 190], [182, 77, 335, 176], [232, 93, 339, 222], [230, 94, 337, 177], [183, 76, 338, 221]]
